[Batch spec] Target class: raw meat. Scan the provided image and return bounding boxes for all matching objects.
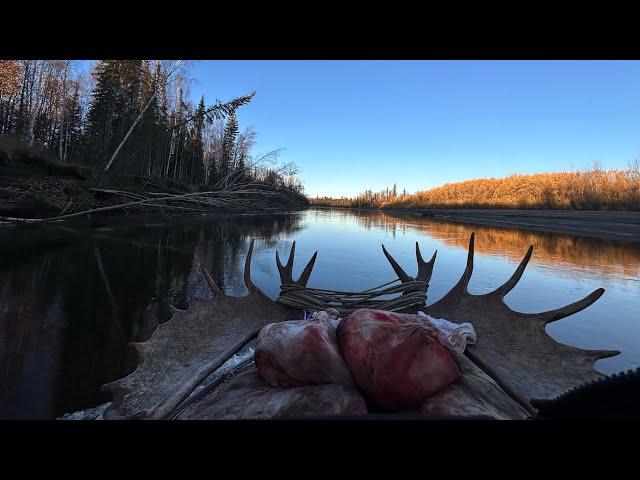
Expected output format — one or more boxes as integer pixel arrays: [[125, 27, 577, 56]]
[[255, 314, 355, 388], [337, 308, 460, 409]]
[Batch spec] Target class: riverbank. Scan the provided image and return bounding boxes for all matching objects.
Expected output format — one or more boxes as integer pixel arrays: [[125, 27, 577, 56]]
[[381, 207, 640, 244], [0, 152, 308, 223], [310, 205, 640, 244]]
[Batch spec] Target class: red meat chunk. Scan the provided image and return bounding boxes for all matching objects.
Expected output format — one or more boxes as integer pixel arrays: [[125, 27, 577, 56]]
[[255, 316, 355, 388], [337, 308, 460, 409]]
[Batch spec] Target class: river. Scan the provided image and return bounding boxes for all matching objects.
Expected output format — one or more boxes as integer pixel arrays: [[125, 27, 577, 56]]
[[1, 208, 639, 418]]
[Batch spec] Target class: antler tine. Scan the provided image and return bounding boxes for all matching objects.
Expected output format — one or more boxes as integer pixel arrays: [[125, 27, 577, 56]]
[[415, 242, 437, 283], [243, 238, 256, 292], [587, 349, 621, 361], [276, 241, 317, 286], [381, 244, 412, 283], [423, 231, 613, 405], [275, 249, 292, 284], [541, 288, 605, 324], [462, 233, 475, 288], [287, 241, 296, 270], [447, 232, 475, 292], [296, 251, 318, 287], [201, 265, 224, 297], [492, 245, 533, 297]]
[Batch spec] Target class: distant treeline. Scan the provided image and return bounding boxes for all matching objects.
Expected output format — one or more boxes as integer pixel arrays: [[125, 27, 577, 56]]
[[0, 60, 303, 193], [311, 164, 640, 211], [312, 184, 407, 208]]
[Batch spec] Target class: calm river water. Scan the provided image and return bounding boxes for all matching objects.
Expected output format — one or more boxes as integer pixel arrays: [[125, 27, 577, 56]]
[[1, 208, 639, 419]]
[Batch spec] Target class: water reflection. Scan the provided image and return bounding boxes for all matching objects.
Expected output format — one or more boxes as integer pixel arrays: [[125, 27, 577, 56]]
[[1, 208, 639, 419], [319, 208, 640, 281], [298, 208, 640, 377], [0, 214, 304, 419]]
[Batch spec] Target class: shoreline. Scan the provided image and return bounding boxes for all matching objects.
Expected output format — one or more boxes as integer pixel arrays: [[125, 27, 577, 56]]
[[311, 205, 640, 244], [0, 207, 308, 229], [385, 208, 640, 244], [1, 155, 309, 225]]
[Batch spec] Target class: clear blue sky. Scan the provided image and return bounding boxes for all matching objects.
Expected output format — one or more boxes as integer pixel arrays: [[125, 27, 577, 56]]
[[188, 60, 640, 198], [81, 60, 640, 198]]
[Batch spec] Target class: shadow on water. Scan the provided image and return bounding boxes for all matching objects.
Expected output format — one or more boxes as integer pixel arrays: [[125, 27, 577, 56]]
[[0, 214, 304, 419]]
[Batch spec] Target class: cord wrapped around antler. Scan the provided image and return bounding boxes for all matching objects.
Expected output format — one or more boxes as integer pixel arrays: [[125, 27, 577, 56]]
[[274, 234, 617, 410], [102, 234, 617, 419], [276, 242, 434, 315]]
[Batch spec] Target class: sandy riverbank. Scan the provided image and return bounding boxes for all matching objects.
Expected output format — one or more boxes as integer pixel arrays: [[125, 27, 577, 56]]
[[379, 208, 640, 244]]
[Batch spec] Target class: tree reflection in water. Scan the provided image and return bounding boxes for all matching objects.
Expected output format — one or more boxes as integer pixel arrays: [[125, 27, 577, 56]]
[[328, 208, 640, 281], [0, 214, 304, 419], [1, 209, 639, 419]]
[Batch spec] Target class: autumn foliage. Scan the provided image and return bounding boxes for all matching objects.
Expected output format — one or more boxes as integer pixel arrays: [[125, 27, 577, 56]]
[[312, 165, 640, 211], [0, 61, 21, 97]]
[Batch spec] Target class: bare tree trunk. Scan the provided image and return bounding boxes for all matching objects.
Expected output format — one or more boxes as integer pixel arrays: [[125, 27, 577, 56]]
[[104, 60, 182, 172], [63, 129, 69, 163], [103, 90, 157, 171], [59, 64, 68, 162], [165, 128, 175, 179]]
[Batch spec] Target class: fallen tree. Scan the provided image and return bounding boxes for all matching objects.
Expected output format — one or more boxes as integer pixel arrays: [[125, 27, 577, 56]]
[[0, 141, 308, 224], [0, 181, 307, 224]]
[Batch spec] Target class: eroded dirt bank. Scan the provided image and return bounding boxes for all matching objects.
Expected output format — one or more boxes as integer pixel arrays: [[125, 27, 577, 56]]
[[0, 156, 308, 222]]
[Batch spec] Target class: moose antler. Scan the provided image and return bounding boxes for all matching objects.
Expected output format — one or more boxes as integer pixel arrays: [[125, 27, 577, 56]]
[[382, 242, 437, 285], [101, 233, 618, 419], [422, 233, 620, 410], [276, 241, 318, 287], [102, 239, 300, 420], [275, 242, 436, 315]]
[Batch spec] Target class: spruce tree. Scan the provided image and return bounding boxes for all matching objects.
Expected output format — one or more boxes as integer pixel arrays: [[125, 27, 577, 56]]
[[85, 60, 144, 170], [136, 61, 165, 177], [85, 60, 120, 165], [62, 81, 83, 164], [114, 60, 143, 172], [153, 62, 170, 178], [189, 96, 206, 184], [220, 111, 238, 181]]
